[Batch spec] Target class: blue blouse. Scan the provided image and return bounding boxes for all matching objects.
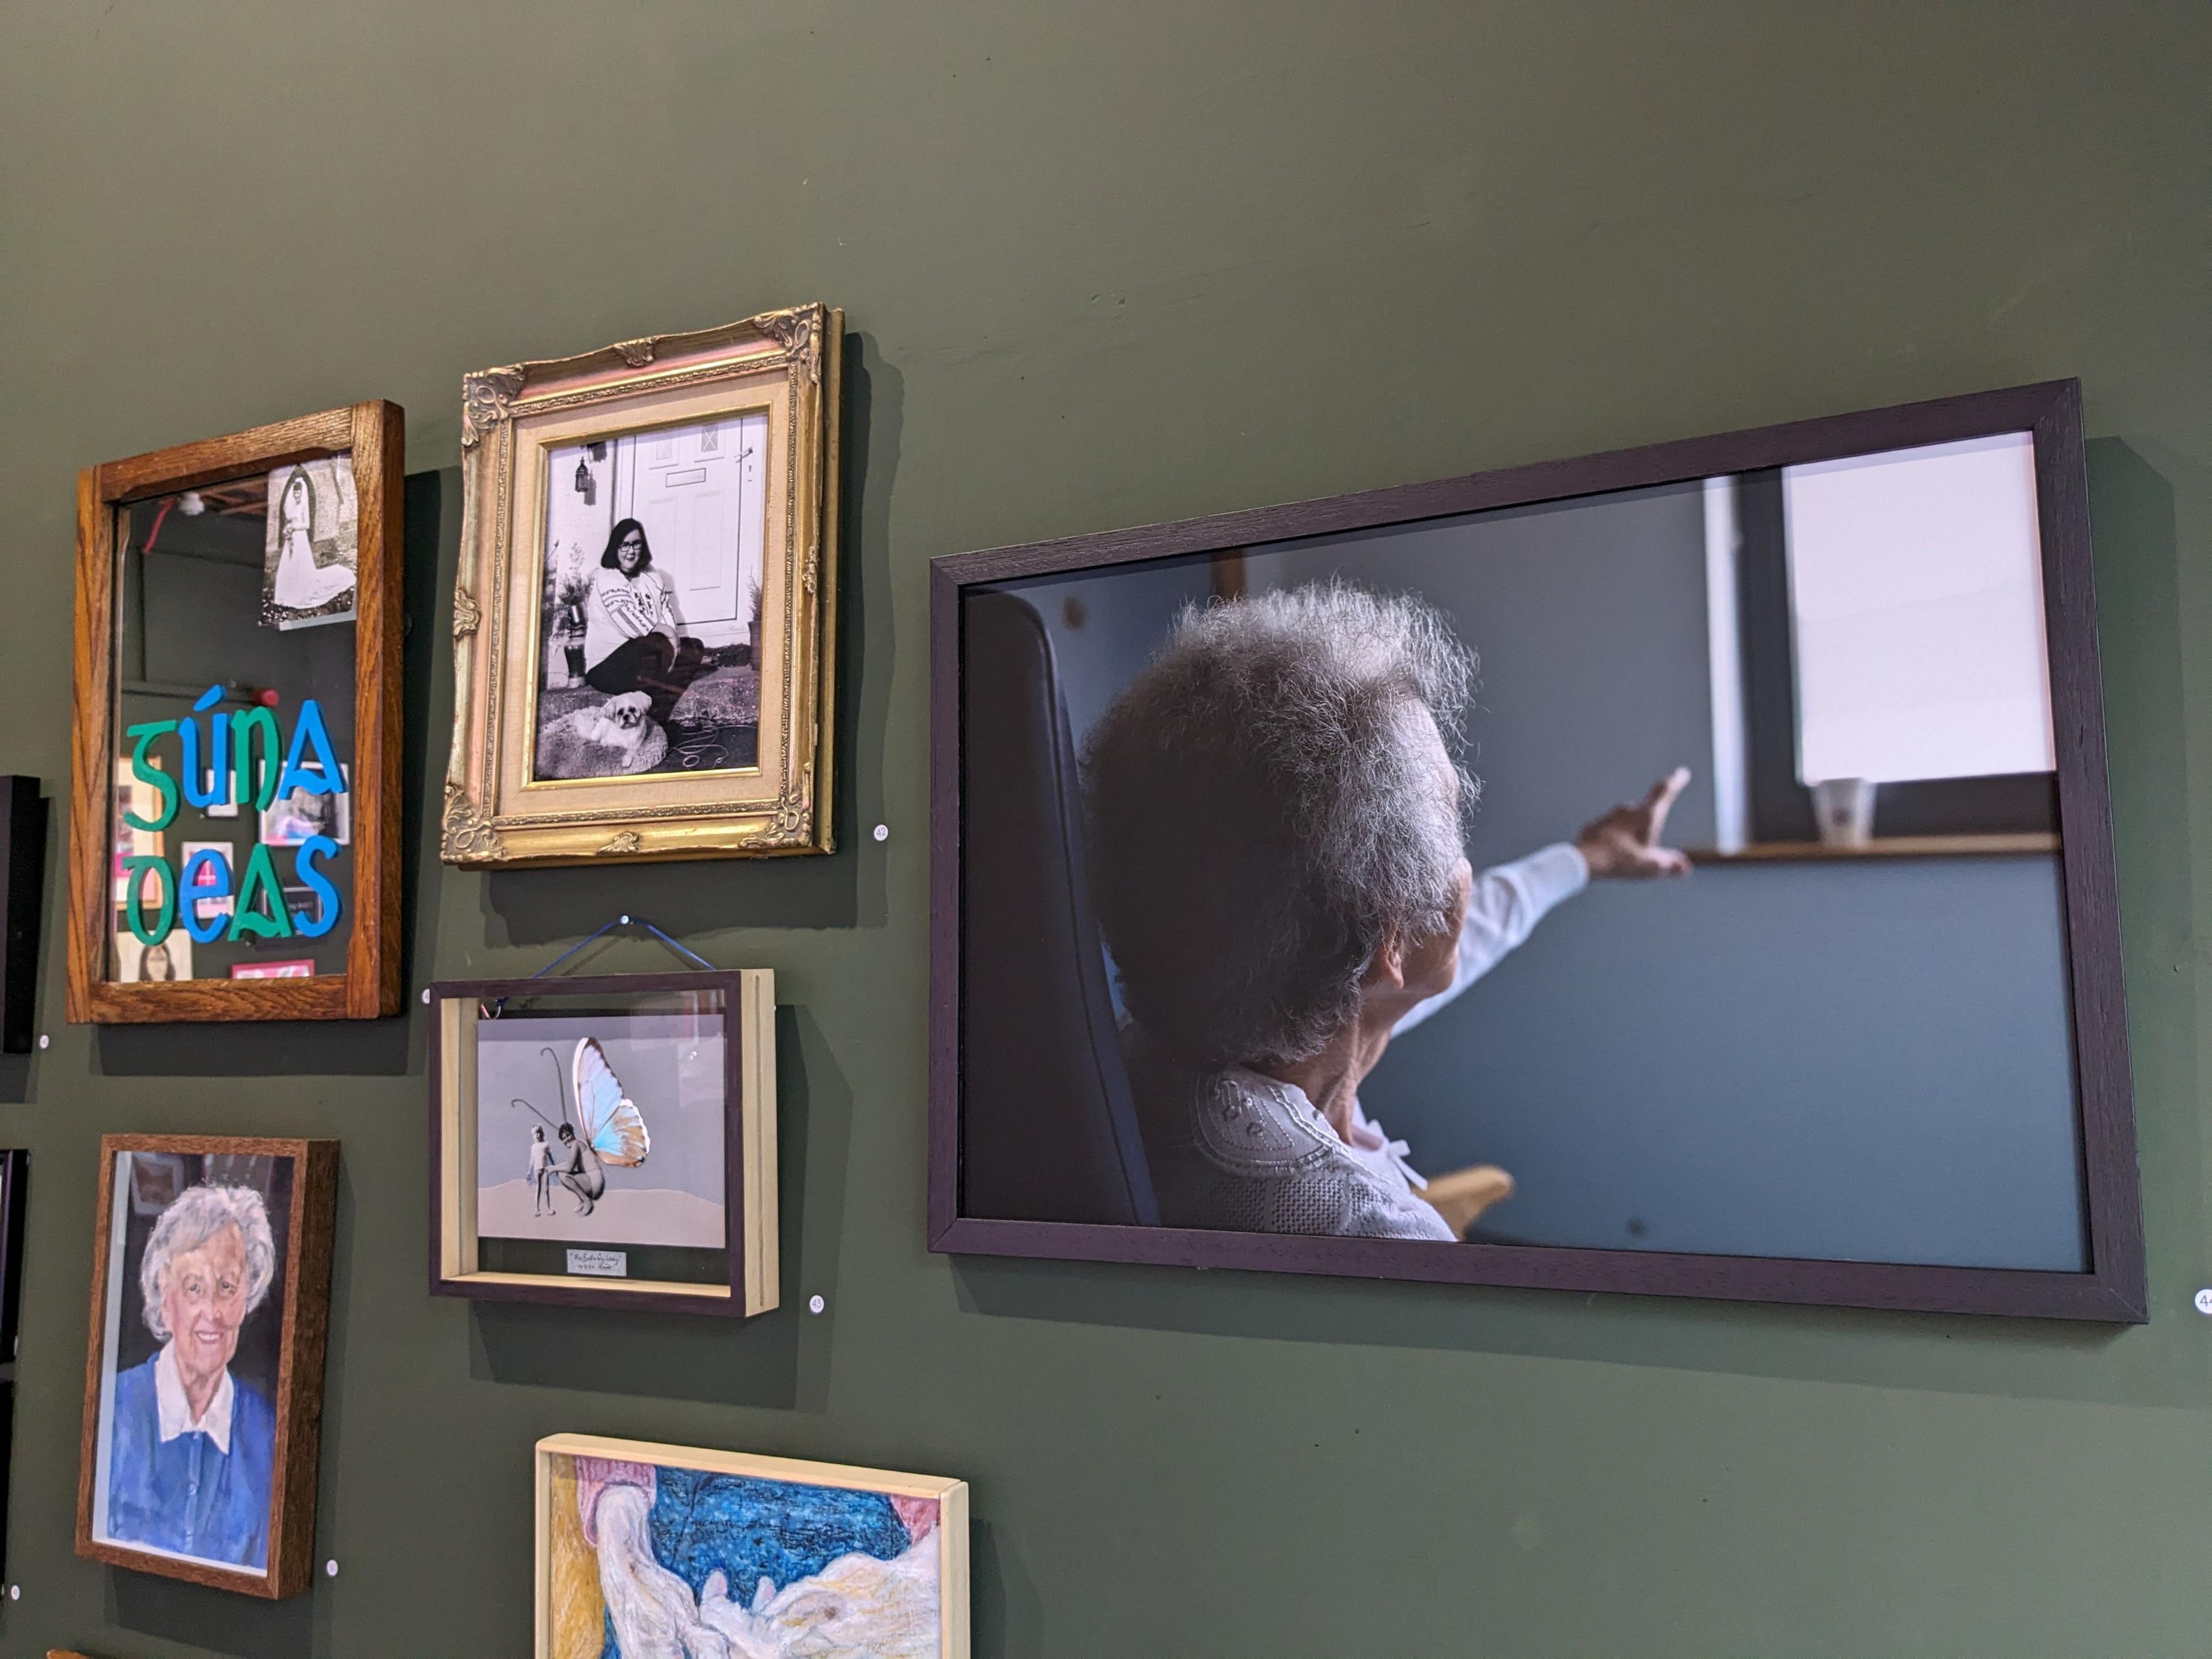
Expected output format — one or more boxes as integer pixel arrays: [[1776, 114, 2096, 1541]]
[[106, 1356, 275, 1569]]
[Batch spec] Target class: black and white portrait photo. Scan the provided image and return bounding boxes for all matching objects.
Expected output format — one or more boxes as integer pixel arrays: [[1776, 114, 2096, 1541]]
[[258, 765, 350, 849], [260, 458, 358, 631], [533, 414, 768, 782]]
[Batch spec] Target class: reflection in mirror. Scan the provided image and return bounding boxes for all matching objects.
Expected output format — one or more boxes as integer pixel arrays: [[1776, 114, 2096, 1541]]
[[959, 429, 2088, 1276], [108, 463, 359, 985]]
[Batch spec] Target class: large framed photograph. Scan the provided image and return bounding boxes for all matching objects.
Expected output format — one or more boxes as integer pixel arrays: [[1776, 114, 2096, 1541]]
[[76, 1135, 338, 1598], [931, 380, 2145, 1321], [429, 972, 778, 1316], [67, 403, 405, 1024], [443, 306, 841, 866], [535, 1434, 967, 1659]]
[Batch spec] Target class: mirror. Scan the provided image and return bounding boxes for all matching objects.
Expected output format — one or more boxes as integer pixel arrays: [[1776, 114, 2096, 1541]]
[[68, 400, 403, 1024], [108, 464, 361, 984]]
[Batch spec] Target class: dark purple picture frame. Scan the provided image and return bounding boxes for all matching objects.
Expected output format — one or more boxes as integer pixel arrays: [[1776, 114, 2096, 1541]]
[[427, 971, 755, 1317], [929, 379, 2146, 1321]]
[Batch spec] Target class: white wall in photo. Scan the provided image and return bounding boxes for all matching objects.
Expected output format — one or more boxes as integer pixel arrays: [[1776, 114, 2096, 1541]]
[[543, 411, 770, 652], [1783, 432, 2054, 786]]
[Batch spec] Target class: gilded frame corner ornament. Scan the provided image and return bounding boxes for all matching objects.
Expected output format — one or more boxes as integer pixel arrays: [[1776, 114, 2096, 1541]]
[[442, 305, 841, 868]]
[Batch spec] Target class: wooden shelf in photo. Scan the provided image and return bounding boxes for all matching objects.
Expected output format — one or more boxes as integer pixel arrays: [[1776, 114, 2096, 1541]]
[[1688, 833, 2061, 865]]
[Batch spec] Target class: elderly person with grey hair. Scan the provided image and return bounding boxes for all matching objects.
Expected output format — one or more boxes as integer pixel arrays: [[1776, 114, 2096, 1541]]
[[1085, 581, 1687, 1241], [104, 1181, 279, 1567]]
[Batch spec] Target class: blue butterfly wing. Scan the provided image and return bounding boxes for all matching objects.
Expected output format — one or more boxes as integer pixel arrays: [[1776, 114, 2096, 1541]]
[[572, 1037, 650, 1166]]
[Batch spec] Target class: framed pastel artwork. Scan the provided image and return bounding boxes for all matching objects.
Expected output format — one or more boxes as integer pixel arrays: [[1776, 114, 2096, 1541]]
[[429, 971, 778, 1316], [930, 380, 2145, 1321], [536, 1434, 967, 1659], [76, 1135, 337, 1598], [67, 402, 405, 1023], [442, 305, 842, 866]]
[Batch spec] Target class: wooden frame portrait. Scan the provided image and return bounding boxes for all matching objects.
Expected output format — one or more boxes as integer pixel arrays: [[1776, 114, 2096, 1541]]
[[930, 380, 2146, 1322], [429, 971, 778, 1317], [67, 402, 404, 1024], [535, 1434, 968, 1659], [442, 305, 842, 866], [76, 1135, 337, 1599]]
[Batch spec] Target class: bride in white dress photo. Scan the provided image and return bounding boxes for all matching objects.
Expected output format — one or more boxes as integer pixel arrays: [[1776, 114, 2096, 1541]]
[[262, 459, 357, 627]]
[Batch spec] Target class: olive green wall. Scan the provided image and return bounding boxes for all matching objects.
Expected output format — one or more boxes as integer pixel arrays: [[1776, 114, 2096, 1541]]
[[0, 3, 2206, 1654]]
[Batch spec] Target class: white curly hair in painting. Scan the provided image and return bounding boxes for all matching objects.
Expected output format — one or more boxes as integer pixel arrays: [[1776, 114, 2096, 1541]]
[[138, 1183, 276, 1340]]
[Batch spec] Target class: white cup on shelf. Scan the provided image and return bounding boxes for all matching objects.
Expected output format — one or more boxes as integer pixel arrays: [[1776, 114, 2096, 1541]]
[[1810, 778, 1876, 849]]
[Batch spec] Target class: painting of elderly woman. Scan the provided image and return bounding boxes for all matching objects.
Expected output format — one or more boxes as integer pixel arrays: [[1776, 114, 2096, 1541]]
[[80, 1137, 337, 1597], [960, 434, 2092, 1275], [533, 415, 768, 782]]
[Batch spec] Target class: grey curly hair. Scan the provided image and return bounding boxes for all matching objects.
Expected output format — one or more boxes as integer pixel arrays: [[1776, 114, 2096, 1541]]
[[140, 1183, 276, 1341], [1083, 579, 1476, 1068]]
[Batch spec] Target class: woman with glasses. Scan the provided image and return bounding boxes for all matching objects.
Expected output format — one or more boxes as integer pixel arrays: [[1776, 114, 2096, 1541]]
[[581, 517, 734, 726]]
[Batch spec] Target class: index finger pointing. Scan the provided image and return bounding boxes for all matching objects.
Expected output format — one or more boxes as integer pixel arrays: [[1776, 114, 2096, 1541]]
[[1639, 766, 1692, 838], [1641, 765, 1691, 812]]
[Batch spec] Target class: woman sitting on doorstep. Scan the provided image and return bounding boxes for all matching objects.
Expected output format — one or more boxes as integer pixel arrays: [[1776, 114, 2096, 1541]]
[[1084, 581, 1688, 1242], [583, 518, 741, 727]]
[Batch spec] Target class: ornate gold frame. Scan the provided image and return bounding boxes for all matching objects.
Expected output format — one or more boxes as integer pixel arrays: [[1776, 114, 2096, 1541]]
[[443, 305, 840, 866]]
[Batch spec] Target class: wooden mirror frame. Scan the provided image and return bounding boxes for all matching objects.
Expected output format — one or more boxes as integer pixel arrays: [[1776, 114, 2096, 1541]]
[[929, 380, 2146, 1321], [66, 402, 404, 1024]]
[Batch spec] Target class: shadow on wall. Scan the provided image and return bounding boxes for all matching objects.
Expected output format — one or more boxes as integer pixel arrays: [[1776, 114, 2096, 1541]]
[[468, 1005, 849, 1414], [400, 467, 454, 1029], [971, 1519, 1044, 1659], [2084, 436, 2202, 1279], [111, 1570, 316, 1659]]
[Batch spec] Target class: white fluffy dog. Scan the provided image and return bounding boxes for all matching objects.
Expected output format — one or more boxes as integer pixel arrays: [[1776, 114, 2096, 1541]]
[[536, 691, 667, 779]]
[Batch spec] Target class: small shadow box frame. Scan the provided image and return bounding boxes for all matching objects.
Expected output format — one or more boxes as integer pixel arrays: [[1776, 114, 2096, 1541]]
[[66, 402, 405, 1024], [429, 971, 778, 1317]]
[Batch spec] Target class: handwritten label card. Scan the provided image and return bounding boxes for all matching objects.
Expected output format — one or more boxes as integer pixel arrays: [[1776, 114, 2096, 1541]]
[[565, 1248, 628, 1279]]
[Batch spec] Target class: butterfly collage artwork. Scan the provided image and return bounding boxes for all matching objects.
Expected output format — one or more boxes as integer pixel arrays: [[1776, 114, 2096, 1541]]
[[474, 1011, 729, 1259]]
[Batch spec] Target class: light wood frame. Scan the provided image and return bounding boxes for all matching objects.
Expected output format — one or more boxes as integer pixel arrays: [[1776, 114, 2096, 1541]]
[[930, 379, 2146, 1323], [535, 1434, 968, 1659], [67, 402, 405, 1024], [429, 971, 778, 1317], [75, 1135, 338, 1599], [442, 306, 842, 866]]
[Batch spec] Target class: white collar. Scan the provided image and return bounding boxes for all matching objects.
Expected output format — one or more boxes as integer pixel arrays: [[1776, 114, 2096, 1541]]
[[1218, 1072, 1428, 1191], [154, 1339, 235, 1454]]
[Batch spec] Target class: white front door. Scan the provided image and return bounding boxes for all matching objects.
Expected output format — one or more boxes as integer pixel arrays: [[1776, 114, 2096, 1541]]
[[612, 411, 767, 649]]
